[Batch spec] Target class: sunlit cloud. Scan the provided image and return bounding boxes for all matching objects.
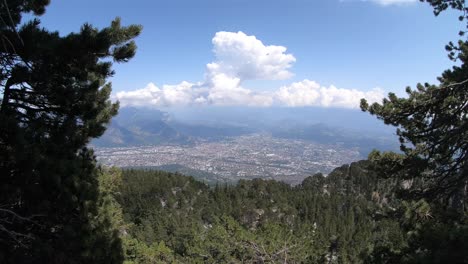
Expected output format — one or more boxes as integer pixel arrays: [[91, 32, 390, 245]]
[[209, 31, 296, 80], [373, 0, 417, 5], [361, 0, 418, 6], [116, 31, 384, 109], [275, 80, 384, 108], [340, 0, 417, 5]]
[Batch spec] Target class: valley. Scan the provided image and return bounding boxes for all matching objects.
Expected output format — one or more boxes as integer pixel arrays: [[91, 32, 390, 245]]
[[95, 133, 361, 184]]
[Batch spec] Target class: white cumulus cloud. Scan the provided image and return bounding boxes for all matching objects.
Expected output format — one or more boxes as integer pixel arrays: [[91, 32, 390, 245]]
[[116, 31, 385, 109], [370, 0, 417, 6], [340, 0, 417, 6], [205, 73, 274, 106], [209, 31, 296, 80], [275, 80, 384, 108], [116, 82, 202, 107]]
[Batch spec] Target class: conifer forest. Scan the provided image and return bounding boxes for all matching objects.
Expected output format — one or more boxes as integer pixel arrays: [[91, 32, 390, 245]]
[[0, 0, 467, 263]]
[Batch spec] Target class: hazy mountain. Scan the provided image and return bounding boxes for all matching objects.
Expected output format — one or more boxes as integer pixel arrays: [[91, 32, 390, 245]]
[[270, 122, 398, 155], [92, 107, 191, 147], [170, 122, 254, 140], [168, 106, 393, 134], [93, 106, 399, 155]]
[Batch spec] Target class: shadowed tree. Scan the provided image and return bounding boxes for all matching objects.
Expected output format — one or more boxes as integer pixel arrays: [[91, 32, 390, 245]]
[[0, 1, 141, 263], [361, 0, 468, 262], [360, 0, 468, 205]]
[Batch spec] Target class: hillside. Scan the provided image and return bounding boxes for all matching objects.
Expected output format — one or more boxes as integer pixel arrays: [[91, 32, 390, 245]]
[[92, 107, 192, 147], [116, 161, 405, 263], [2, 1, 467, 263]]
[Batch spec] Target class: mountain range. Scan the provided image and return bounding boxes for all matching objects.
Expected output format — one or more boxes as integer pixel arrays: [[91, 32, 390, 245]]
[[93, 106, 399, 156]]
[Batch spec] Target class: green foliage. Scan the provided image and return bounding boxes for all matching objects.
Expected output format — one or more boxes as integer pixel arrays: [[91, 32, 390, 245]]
[[361, 67, 468, 200], [421, 0, 466, 18], [1, 1, 465, 263], [359, 2, 468, 263], [123, 237, 176, 264], [117, 162, 405, 263], [0, 2, 141, 263]]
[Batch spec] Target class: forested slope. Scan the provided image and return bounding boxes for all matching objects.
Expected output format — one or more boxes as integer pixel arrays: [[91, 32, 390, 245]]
[[2, 1, 467, 263], [116, 161, 405, 263]]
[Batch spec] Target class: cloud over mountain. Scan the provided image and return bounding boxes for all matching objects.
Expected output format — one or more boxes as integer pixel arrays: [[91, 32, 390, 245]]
[[275, 80, 384, 108], [116, 31, 384, 109]]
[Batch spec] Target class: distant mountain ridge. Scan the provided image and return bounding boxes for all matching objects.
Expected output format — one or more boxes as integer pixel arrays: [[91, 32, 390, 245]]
[[270, 122, 397, 155], [92, 107, 254, 147], [92, 107, 190, 147], [93, 106, 399, 156]]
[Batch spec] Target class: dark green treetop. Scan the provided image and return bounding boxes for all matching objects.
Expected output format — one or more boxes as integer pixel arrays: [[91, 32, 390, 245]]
[[361, 0, 468, 201], [360, 1, 468, 262], [360, 54, 468, 200], [0, 1, 141, 263]]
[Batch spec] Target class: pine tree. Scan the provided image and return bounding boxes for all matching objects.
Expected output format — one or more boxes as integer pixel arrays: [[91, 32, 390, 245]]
[[360, 1, 468, 262], [0, 1, 141, 263], [360, 0, 467, 201]]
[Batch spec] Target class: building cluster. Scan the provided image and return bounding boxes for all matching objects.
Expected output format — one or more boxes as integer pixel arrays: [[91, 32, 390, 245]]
[[96, 134, 361, 184]]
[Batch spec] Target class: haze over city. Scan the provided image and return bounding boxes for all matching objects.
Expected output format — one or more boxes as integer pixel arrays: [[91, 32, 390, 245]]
[[37, 0, 460, 183]]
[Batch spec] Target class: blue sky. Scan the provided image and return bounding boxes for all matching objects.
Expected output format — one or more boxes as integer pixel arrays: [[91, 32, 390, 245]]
[[37, 0, 461, 109]]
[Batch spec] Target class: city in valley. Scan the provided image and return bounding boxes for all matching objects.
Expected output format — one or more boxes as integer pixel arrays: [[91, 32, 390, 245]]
[[95, 134, 362, 185]]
